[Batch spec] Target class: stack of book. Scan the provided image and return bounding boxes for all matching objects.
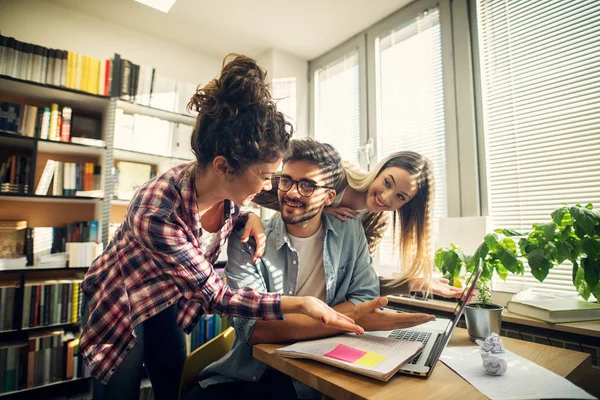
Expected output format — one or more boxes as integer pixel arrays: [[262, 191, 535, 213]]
[[32, 221, 100, 267], [36, 160, 102, 197], [0, 284, 18, 332], [0, 155, 32, 194], [116, 54, 197, 114], [0, 34, 112, 96], [0, 331, 89, 393], [21, 279, 82, 329]]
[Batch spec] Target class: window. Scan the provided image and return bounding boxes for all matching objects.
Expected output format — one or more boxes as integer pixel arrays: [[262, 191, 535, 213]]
[[313, 52, 361, 164], [477, 0, 600, 293], [272, 77, 297, 131], [369, 8, 448, 275]]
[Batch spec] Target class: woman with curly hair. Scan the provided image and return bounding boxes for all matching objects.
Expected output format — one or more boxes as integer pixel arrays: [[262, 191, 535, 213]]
[[80, 54, 362, 400]]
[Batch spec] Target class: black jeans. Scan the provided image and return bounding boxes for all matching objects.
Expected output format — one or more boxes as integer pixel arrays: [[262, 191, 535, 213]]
[[82, 296, 187, 400], [182, 368, 299, 400]]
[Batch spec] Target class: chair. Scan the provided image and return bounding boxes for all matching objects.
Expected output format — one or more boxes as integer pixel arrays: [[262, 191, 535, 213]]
[[177, 326, 236, 399]]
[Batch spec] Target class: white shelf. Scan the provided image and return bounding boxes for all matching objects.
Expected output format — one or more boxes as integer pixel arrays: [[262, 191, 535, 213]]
[[116, 100, 196, 125], [0, 75, 109, 115], [111, 199, 130, 206], [37, 139, 105, 156], [0, 194, 103, 204]]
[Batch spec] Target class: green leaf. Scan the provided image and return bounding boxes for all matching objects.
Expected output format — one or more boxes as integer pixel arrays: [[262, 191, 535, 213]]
[[585, 203, 594, 210], [518, 238, 533, 256], [494, 228, 524, 237], [495, 262, 508, 280], [555, 241, 572, 264], [484, 233, 500, 251], [500, 238, 517, 252], [471, 242, 489, 271], [572, 261, 579, 284], [498, 248, 519, 273], [434, 248, 444, 270], [574, 265, 591, 300], [482, 260, 494, 281], [570, 206, 597, 235], [442, 250, 461, 277], [582, 238, 600, 259], [527, 248, 551, 282], [582, 257, 600, 291], [516, 259, 525, 275], [551, 207, 569, 226], [539, 223, 556, 242]]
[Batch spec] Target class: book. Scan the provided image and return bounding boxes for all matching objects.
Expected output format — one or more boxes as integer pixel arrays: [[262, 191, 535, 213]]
[[275, 333, 424, 382], [506, 298, 600, 323]]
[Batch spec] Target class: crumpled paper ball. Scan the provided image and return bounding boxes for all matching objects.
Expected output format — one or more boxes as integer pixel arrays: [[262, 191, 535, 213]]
[[476, 332, 505, 353], [481, 351, 508, 376]]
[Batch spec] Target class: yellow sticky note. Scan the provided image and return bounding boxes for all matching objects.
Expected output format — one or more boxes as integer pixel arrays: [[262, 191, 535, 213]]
[[354, 352, 387, 367]]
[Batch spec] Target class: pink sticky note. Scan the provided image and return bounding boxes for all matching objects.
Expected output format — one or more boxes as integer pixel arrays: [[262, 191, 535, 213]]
[[324, 344, 367, 363]]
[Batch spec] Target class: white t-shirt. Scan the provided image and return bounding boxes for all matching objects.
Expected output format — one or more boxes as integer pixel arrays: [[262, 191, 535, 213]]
[[200, 229, 221, 256], [288, 227, 327, 302]]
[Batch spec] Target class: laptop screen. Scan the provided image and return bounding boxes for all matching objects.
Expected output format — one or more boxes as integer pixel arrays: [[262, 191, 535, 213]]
[[431, 262, 483, 359], [444, 263, 482, 336]]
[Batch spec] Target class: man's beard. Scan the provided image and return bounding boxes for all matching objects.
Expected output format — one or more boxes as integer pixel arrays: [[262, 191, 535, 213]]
[[280, 197, 324, 225]]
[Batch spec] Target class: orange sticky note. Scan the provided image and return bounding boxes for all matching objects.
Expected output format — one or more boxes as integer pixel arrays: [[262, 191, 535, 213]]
[[355, 352, 387, 367]]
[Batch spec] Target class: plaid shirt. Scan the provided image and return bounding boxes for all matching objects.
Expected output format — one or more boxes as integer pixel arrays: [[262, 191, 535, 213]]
[[81, 163, 282, 384]]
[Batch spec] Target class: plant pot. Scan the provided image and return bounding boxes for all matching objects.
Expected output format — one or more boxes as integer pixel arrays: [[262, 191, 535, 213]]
[[464, 303, 504, 341]]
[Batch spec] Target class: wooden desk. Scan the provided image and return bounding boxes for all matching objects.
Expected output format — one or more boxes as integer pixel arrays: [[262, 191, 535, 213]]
[[386, 295, 600, 338], [253, 328, 591, 400]]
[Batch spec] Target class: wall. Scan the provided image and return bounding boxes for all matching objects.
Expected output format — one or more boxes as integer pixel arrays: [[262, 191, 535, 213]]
[[257, 49, 309, 138], [0, 0, 222, 85]]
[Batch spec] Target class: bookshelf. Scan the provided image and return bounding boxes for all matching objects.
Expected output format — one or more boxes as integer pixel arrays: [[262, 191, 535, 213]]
[[0, 39, 197, 399]]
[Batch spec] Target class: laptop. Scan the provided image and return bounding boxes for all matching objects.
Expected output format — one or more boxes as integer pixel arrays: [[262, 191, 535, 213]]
[[371, 262, 482, 378]]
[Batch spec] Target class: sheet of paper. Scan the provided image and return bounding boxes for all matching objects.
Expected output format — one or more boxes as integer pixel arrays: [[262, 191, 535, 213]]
[[440, 346, 595, 400], [277, 334, 422, 376]]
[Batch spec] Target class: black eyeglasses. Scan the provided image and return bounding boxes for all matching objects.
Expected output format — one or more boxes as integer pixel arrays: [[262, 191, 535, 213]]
[[276, 176, 333, 197]]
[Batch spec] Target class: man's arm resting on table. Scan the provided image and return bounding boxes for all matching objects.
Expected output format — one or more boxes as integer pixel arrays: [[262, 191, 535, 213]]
[[247, 301, 355, 345]]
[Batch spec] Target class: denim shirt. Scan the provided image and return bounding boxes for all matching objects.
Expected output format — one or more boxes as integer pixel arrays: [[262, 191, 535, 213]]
[[199, 213, 379, 399]]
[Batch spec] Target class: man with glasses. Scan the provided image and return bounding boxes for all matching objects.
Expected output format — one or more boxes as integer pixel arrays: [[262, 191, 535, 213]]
[[189, 139, 433, 400]]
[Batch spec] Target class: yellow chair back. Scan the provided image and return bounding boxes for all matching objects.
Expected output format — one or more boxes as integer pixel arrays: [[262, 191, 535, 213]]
[[177, 326, 236, 399]]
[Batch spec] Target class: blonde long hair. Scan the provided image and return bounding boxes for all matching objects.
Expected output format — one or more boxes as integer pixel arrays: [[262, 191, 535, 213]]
[[344, 151, 435, 290]]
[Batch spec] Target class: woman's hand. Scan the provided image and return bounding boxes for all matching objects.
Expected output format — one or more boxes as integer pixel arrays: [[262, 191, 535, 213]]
[[412, 276, 464, 299], [241, 213, 266, 263], [324, 206, 360, 222], [280, 296, 365, 335], [347, 297, 435, 331]]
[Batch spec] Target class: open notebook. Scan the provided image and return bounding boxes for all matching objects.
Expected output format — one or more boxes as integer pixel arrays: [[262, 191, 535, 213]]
[[275, 333, 424, 382]]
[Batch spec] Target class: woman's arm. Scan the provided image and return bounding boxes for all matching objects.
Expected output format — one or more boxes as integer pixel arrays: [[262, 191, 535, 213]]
[[379, 276, 463, 298], [130, 206, 362, 333]]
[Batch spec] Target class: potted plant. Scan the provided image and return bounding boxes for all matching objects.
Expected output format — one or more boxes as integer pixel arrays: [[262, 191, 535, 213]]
[[435, 204, 600, 341], [435, 230, 524, 340]]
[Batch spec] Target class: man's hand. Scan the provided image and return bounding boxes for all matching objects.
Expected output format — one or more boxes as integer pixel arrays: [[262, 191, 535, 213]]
[[347, 297, 435, 332]]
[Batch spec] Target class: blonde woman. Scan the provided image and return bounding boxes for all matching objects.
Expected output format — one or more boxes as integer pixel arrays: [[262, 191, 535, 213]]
[[254, 147, 462, 299]]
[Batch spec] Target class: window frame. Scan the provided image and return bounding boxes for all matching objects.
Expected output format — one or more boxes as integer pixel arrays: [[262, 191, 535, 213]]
[[365, 0, 467, 221], [308, 33, 369, 168]]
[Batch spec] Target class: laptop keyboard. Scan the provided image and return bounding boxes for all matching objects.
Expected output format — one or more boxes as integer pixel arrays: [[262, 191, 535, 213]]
[[388, 330, 431, 364]]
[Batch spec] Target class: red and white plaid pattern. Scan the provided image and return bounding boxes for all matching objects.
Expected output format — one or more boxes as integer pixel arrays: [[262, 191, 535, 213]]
[[81, 163, 282, 384]]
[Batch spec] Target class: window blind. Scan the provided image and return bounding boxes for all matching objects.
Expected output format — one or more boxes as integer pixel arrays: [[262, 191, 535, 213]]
[[314, 52, 361, 164], [372, 8, 448, 275], [477, 0, 600, 293]]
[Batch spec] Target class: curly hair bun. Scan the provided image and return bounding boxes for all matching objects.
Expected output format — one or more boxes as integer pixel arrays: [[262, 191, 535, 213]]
[[188, 54, 269, 118]]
